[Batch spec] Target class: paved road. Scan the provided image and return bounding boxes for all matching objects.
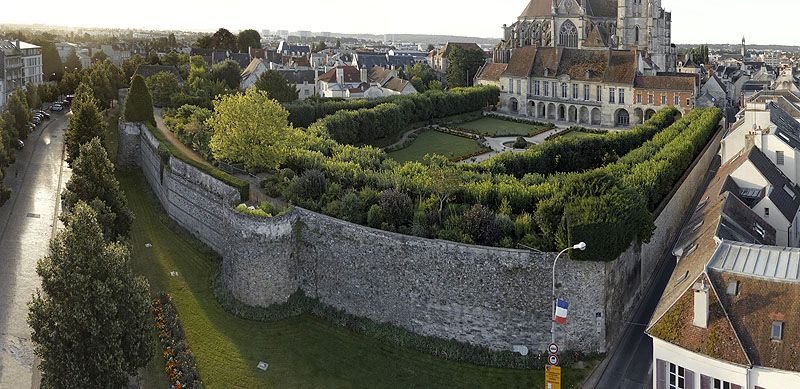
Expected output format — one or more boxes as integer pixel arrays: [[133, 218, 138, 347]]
[[590, 158, 720, 389], [0, 112, 69, 388]]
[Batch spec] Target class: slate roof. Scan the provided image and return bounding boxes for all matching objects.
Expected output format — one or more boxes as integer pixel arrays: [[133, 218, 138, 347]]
[[437, 42, 482, 58], [476, 63, 509, 82], [518, 0, 617, 18], [229, 53, 251, 69], [355, 53, 389, 69], [745, 146, 800, 221], [134, 65, 184, 83], [771, 102, 800, 150], [518, 0, 552, 17], [382, 77, 412, 93], [275, 69, 316, 84]]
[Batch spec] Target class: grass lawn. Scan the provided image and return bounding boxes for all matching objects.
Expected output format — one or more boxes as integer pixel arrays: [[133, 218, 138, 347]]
[[388, 130, 486, 163], [556, 130, 605, 140], [110, 119, 596, 388], [458, 118, 549, 137]]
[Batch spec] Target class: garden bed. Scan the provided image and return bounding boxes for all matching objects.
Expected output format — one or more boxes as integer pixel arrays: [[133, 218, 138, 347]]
[[457, 117, 553, 137], [387, 130, 488, 163]]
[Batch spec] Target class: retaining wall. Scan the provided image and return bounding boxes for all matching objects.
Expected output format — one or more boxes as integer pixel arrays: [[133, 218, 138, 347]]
[[118, 121, 720, 353]]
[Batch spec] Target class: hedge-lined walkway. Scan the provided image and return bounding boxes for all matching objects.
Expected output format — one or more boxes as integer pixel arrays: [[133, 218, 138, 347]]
[[153, 108, 211, 169]]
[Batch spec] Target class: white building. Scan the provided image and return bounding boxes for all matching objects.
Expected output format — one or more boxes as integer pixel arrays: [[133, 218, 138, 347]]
[[317, 65, 416, 99], [16, 41, 42, 85], [239, 58, 317, 100]]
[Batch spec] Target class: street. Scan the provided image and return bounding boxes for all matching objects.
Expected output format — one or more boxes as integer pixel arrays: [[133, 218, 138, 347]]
[[590, 158, 720, 389], [0, 112, 69, 388]]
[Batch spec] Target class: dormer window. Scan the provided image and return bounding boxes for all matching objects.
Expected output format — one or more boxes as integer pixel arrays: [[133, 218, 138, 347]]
[[726, 280, 740, 296], [771, 321, 784, 341]]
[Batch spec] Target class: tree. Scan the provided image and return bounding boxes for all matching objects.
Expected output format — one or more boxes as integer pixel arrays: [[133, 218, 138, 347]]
[[91, 50, 109, 63], [207, 88, 302, 169], [462, 204, 501, 246], [210, 59, 241, 90], [121, 54, 145, 80], [64, 83, 104, 165], [25, 83, 41, 110], [312, 41, 327, 53], [62, 138, 133, 240], [123, 75, 154, 124], [41, 42, 64, 82], [237, 29, 262, 53], [254, 70, 299, 102], [211, 28, 237, 52], [64, 48, 83, 72], [59, 70, 82, 96], [379, 189, 413, 227], [145, 71, 180, 107], [335, 39, 341, 49], [28, 202, 152, 388], [146, 50, 160, 65], [195, 35, 213, 49], [446, 45, 485, 88], [423, 155, 460, 216], [6, 89, 32, 140]]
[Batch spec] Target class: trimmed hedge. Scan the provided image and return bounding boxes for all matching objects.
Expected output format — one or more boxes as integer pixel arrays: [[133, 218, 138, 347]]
[[310, 86, 500, 145], [124, 75, 155, 125], [145, 123, 249, 201]]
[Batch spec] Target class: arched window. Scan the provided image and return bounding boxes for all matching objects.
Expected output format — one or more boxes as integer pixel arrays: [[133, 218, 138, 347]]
[[559, 20, 578, 48], [635, 26, 640, 43]]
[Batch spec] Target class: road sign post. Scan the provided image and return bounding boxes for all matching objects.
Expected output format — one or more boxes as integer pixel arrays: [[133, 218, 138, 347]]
[[545, 365, 561, 389]]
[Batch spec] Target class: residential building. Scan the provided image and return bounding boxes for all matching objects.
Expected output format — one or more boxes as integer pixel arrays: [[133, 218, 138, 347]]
[[495, 0, 676, 72], [240, 58, 317, 100], [97, 44, 131, 66], [475, 63, 509, 88], [15, 41, 42, 85], [0, 40, 24, 109], [316, 65, 416, 99], [277, 41, 310, 56]]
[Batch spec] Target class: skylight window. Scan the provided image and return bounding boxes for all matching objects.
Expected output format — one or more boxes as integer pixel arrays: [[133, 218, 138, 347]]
[[726, 280, 740, 296], [772, 321, 784, 341], [755, 223, 766, 238], [784, 185, 797, 199]]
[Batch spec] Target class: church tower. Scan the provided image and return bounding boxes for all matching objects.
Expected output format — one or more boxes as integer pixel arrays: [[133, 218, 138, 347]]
[[741, 36, 747, 59]]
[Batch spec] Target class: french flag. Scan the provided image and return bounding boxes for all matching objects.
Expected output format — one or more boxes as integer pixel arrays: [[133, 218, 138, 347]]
[[554, 299, 569, 325]]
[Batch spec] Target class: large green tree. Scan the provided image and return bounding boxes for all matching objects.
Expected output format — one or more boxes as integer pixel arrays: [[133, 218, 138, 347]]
[[446, 45, 485, 88], [25, 83, 41, 110], [207, 88, 302, 169], [6, 89, 32, 140], [121, 54, 145, 80], [145, 71, 181, 107], [211, 28, 237, 52], [62, 138, 133, 240], [28, 202, 152, 388], [64, 83, 104, 165], [64, 48, 83, 72], [59, 70, 83, 96], [254, 70, 299, 102], [210, 59, 242, 90], [41, 42, 64, 82], [237, 29, 261, 53], [123, 75, 154, 124]]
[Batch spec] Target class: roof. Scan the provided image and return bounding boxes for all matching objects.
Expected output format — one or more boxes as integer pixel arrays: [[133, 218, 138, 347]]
[[367, 66, 394, 84], [437, 42, 482, 58], [635, 75, 695, 92], [241, 58, 266, 79], [501, 47, 639, 85], [518, 0, 552, 17], [382, 77, 412, 93], [134, 65, 184, 83], [275, 69, 316, 84], [709, 241, 800, 283], [355, 53, 389, 69], [518, 0, 617, 18], [771, 102, 800, 150], [318, 66, 362, 84], [744, 146, 800, 221], [476, 63, 508, 82], [605, 50, 637, 84], [503, 46, 537, 78]]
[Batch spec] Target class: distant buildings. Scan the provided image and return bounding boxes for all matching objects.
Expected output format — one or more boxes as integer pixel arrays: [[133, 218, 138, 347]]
[[316, 65, 416, 99], [240, 58, 317, 99], [430, 42, 482, 73]]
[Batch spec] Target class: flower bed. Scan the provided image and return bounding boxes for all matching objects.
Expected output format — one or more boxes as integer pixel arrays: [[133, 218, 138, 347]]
[[153, 293, 202, 389]]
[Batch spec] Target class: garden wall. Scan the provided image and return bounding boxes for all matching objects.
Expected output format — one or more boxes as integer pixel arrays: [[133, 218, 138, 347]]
[[117, 121, 721, 354]]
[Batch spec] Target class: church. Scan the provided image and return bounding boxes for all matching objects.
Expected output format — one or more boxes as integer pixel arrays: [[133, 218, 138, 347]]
[[495, 0, 676, 72]]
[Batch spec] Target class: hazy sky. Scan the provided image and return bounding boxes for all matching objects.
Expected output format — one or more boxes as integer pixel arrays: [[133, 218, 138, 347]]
[[0, 0, 795, 45]]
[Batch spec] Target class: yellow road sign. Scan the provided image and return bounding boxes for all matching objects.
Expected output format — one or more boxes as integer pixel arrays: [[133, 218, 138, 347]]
[[545, 365, 561, 389]]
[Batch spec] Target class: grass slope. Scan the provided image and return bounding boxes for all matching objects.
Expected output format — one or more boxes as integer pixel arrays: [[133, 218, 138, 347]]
[[388, 130, 484, 163], [458, 118, 547, 137]]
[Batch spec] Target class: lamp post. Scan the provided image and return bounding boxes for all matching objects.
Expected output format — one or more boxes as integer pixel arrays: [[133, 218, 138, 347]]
[[551, 242, 586, 345]]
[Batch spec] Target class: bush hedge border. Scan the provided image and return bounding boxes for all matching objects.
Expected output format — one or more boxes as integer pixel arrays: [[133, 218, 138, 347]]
[[145, 123, 249, 202]]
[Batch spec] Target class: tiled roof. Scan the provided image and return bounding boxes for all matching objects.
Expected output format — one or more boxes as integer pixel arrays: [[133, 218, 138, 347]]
[[635, 75, 695, 92], [438, 42, 481, 58], [605, 50, 637, 84], [318, 66, 362, 84], [382, 77, 411, 93], [476, 63, 508, 82], [519, 0, 552, 17], [502, 46, 537, 78], [556, 48, 608, 82], [501, 47, 638, 85]]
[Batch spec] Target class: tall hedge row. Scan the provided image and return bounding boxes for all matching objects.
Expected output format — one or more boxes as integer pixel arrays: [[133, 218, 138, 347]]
[[480, 107, 678, 177], [286, 97, 398, 128], [308, 86, 500, 145]]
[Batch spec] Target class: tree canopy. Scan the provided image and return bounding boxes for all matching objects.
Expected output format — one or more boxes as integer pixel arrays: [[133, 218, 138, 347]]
[[210, 59, 242, 90], [254, 70, 299, 102], [123, 75, 155, 124], [41, 42, 63, 82], [237, 29, 262, 53], [28, 202, 152, 388], [207, 88, 302, 169], [64, 48, 83, 72], [446, 45, 485, 88], [210, 28, 237, 52], [6, 89, 32, 140], [64, 83, 105, 165], [145, 71, 181, 107]]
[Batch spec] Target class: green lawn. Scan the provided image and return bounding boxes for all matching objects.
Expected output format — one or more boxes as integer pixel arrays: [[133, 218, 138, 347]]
[[555, 130, 605, 140], [458, 118, 549, 137], [388, 130, 486, 163]]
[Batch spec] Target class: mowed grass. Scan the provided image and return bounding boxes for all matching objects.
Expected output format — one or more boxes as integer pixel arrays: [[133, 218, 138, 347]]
[[388, 130, 485, 163], [556, 131, 605, 140], [458, 118, 548, 137]]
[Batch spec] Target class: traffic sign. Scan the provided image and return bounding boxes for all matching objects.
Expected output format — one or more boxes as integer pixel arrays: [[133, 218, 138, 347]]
[[548, 354, 559, 366], [548, 343, 559, 354], [545, 365, 562, 389]]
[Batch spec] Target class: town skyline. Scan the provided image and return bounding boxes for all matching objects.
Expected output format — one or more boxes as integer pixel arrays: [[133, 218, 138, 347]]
[[0, 0, 796, 46]]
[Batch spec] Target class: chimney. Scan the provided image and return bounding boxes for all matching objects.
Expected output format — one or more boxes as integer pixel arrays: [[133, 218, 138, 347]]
[[360, 67, 368, 83], [15, 40, 20, 49], [745, 132, 756, 150], [693, 281, 709, 329], [336, 67, 344, 84]]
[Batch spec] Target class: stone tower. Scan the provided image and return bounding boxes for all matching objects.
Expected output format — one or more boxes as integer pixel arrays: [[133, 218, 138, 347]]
[[741, 36, 747, 59]]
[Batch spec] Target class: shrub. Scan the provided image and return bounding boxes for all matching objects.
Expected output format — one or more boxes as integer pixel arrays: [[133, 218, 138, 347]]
[[512, 136, 528, 149], [462, 204, 501, 246], [379, 189, 413, 227], [367, 204, 382, 228], [291, 169, 327, 201]]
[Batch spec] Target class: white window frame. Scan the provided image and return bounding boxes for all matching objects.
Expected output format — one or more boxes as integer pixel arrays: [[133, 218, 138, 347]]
[[668, 362, 686, 389]]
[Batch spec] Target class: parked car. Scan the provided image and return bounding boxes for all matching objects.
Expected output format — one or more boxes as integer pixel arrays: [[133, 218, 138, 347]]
[[32, 117, 41, 125], [35, 110, 50, 119], [14, 139, 23, 150], [33, 113, 44, 121], [50, 103, 63, 112]]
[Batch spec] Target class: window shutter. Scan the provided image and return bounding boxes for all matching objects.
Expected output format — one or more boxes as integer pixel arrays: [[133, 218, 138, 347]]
[[684, 369, 695, 389], [700, 374, 711, 389], [656, 359, 666, 389]]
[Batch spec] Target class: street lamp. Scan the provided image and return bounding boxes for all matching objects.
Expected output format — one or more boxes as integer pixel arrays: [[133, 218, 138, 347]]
[[550, 242, 586, 345]]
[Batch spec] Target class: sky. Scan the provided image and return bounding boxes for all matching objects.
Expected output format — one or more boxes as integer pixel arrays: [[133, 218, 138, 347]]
[[0, 0, 795, 46]]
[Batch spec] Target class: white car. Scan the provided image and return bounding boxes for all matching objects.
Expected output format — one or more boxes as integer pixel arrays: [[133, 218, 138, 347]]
[[50, 104, 63, 112]]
